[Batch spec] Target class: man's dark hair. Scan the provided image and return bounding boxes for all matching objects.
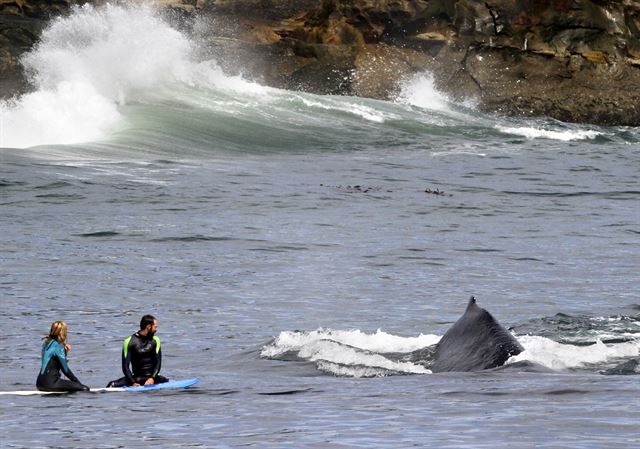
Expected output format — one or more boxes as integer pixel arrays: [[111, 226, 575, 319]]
[[140, 314, 156, 329]]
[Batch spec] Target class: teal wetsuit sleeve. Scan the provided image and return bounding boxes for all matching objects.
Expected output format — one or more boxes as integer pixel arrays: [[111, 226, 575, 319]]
[[122, 336, 134, 384], [54, 342, 79, 382], [151, 337, 161, 378]]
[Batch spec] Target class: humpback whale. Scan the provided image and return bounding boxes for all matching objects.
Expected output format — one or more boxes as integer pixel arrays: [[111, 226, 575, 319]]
[[431, 296, 524, 373]]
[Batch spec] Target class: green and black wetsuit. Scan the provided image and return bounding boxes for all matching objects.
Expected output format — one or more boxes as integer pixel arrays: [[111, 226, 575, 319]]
[[36, 339, 89, 392], [106, 332, 168, 387]]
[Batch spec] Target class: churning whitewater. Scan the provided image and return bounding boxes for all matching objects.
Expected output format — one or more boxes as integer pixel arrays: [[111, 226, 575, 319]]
[[260, 325, 640, 377]]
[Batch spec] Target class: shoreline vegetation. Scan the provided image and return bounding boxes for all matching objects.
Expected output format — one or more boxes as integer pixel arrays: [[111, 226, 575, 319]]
[[2, 0, 640, 126]]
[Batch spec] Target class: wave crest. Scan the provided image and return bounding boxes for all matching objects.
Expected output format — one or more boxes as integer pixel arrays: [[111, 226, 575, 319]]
[[261, 329, 438, 377], [0, 3, 231, 148]]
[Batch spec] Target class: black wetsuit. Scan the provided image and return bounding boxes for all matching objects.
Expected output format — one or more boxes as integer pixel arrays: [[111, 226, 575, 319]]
[[36, 339, 89, 392], [106, 332, 168, 387]]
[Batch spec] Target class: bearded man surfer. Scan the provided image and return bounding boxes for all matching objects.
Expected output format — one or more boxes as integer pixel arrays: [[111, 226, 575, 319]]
[[106, 314, 168, 387]]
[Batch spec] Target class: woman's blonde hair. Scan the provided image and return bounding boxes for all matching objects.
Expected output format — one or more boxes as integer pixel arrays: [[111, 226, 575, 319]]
[[46, 321, 68, 343]]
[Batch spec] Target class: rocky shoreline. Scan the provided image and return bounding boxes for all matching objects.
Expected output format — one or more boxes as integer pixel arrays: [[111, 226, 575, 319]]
[[2, 0, 640, 126]]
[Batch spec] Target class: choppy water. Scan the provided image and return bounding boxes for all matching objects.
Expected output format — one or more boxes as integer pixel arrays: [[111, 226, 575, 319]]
[[1, 4, 639, 448]]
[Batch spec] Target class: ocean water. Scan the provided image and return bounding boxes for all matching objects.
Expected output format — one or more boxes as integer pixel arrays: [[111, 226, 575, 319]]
[[1, 4, 639, 448]]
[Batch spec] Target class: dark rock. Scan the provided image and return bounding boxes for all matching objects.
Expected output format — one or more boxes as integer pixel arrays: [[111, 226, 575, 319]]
[[424, 187, 449, 196], [321, 184, 387, 193]]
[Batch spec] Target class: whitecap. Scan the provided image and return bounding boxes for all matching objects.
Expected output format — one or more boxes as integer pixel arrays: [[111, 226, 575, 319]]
[[261, 328, 438, 377], [496, 126, 602, 141], [508, 335, 639, 370]]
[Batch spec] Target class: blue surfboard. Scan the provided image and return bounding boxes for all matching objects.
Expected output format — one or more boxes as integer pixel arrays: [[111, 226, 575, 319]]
[[0, 379, 200, 395], [122, 378, 199, 392]]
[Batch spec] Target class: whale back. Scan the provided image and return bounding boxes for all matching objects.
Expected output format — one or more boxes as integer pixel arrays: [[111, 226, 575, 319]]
[[431, 297, 524, 373]]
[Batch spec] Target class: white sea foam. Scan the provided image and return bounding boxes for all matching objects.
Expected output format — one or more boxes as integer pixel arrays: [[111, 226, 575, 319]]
[[262, 328, 440, 357], [497, 126, 602, 141], [298, 340, 430, 376], [395, 72, 452, 112], [293, 96, 390, 123], [261, 329, 438, 377], [509, 335, 640, 370], [316, 361, 420, 377], [1, 81, 121, 148]]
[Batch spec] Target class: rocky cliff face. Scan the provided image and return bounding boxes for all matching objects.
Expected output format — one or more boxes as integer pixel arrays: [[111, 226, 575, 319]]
[[211, 0, 640, 125], [3, 0, 640, 125]]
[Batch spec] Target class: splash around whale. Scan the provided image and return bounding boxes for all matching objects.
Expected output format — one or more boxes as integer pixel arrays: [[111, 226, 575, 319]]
[[261, 296, 527, 376]]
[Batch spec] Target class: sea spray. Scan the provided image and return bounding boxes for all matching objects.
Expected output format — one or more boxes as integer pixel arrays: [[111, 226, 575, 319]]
[[0, 82, 122, 148], [510, 335, 640, 370], [395, 72, 452, 111], [496, 125, 602, 141], [395, 72, 604, 143], [0, 3, 234, 148], [21, 4, 194, 102], [262, 328, 441, 357], [262, 329, 438, 377]]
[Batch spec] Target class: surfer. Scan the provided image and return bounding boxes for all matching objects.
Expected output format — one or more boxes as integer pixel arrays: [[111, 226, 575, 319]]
[[106, 314, 169, 388], [36, 321, 89, 392]]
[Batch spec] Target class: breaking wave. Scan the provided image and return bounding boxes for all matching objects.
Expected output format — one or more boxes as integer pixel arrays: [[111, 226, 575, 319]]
[[0, 3, 623, 155]]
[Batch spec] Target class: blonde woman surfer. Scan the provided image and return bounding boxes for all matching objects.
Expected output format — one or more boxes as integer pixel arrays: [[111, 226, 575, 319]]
[[36, 321, 89, 392]]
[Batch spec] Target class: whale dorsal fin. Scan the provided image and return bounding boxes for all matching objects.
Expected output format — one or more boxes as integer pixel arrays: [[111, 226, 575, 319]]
[[432, 295, 524, 372]]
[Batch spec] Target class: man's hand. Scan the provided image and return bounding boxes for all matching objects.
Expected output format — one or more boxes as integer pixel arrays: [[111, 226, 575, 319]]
[[132, 383, 141, 387], [144, 378, 155, 386]]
